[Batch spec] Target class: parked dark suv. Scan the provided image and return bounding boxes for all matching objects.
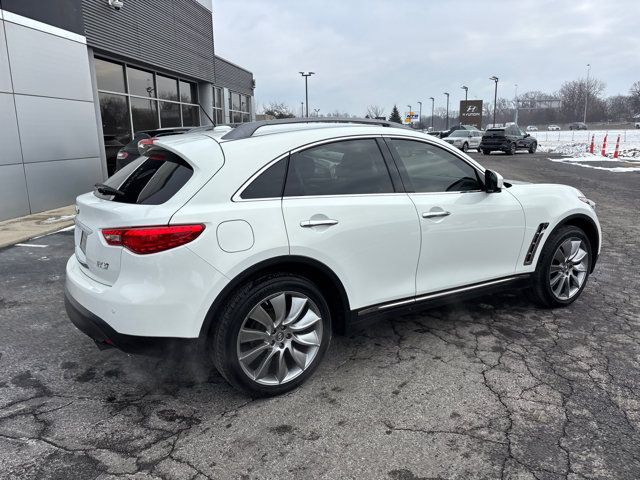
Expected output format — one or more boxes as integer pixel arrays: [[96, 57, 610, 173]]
[[569, 122, 587, 130], [479, 125, 537, 155]]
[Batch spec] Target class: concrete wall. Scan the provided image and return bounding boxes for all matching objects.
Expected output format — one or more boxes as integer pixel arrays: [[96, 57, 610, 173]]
[[0, 10, 102, 221]]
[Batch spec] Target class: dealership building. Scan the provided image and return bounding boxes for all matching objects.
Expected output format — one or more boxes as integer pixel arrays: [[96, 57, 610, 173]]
[[0, 0, 255, 221]]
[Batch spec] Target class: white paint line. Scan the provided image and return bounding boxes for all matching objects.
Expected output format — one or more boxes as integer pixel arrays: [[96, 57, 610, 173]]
[[15, 243, 48, 248]]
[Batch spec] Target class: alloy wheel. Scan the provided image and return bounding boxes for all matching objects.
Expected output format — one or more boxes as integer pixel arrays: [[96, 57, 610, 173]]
[[236, 291, 323, 386], [549, 238, 588, 300]]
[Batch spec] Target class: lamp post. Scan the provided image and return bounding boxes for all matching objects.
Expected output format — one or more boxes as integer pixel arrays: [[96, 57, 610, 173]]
[[429, 97, 434, 130], [407, 104, 412, 127], [300, 102, 304, 117], [489, 76, 499, 126], [461, 85, 468, 100], [417, 101, 422, 130], [514, 83, 519, 124], [583, 63, 591, 124], [299, 71, 315, 117], [443, 92, 450, 129]]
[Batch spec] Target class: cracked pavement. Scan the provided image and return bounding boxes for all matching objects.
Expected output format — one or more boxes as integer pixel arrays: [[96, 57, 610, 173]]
[[1, 153, 639, 479]]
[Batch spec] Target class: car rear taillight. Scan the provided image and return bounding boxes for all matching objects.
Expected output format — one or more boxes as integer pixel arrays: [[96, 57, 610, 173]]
[[102, 224, 205, 254], [137, 137, 156, 156], [116, 151, 128, 160]]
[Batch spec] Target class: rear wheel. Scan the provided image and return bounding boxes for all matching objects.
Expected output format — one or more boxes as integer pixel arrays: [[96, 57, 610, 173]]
[[528, 142, 537, 153], [506, 142, 516, 155], [529, 226, 591, 308], [211, 273, 331, 396]]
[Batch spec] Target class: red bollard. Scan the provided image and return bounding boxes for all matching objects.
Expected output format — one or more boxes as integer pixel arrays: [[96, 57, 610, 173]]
[[613, 134, 620, 158], [601, 134, 608, 156], [589, 134, 595, 154]]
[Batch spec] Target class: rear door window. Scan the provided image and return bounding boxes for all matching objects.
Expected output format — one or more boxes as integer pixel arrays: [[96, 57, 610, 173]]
[[96, 150, 193, 204], [284, 139, 394, 196]]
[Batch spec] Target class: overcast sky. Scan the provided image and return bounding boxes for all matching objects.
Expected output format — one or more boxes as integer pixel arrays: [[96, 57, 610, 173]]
[[214, 0, 637, 116]]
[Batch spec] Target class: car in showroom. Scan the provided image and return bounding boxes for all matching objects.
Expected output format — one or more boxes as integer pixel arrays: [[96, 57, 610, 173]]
[[442, 129, 483, 152], [569, 122, 588, 130], [548, 124, 561, 131], [479, 124, 538, 155], [65, 118, 601, 396]]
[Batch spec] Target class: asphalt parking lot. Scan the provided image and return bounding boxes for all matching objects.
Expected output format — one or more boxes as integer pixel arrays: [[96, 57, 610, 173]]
[[1, 153, 639, 479]]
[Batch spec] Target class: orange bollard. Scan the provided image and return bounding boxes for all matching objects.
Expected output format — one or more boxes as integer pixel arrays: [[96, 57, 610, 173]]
[[589, 134, 595, 154], [613, 134, 620, 158], [601, 134, 607, 156]]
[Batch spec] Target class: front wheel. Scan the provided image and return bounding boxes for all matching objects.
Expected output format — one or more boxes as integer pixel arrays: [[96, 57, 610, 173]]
[[529, 226, 592, 308], [506, 142, 516, 155], [211, 273, 331, 396], [462, 142, 468, 152], [482, 149, 491, 155], [528, 142, 537, 153]]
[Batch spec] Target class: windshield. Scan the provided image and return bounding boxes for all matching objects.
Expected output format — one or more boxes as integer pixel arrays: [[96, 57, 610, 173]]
[[449, 130, 470, 137]]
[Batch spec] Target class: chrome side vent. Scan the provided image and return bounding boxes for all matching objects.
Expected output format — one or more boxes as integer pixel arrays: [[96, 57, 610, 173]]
[[524, 223, 549, 265]]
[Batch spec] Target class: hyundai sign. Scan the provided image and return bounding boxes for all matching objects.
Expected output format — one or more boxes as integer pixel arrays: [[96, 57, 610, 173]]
[[460, 100, 483, 129]]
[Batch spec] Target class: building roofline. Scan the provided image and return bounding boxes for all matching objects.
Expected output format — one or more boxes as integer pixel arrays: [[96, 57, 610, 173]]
[[215, 54, 253, 76]]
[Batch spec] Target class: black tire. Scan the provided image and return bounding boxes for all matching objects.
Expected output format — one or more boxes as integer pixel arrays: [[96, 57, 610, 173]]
[[505, 142, 516, 155], [528, 142, 537, 154], [462, 142, 468, 152], [482, 149, 491, 155], [211, 273, 331, 397], [528, 225, 592, 308]]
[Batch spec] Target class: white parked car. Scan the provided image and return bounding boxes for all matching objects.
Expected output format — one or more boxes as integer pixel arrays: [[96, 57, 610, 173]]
[[65, 118, 601, 396], [526, 125, 538, 132], [443, 129, 483, 152], [548, 124, 561, 131]]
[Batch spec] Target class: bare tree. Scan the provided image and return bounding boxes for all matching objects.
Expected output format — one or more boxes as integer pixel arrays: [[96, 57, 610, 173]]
[[629, 81, 640, 113], [262, 102, 295, 119], [366, 105, 386, 119], [558, 77, 606, 122]]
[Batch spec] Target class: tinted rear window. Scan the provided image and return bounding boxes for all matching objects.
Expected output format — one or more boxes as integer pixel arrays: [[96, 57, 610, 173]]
[[486, 129, 505, 135], [97, 150, 193, 204]]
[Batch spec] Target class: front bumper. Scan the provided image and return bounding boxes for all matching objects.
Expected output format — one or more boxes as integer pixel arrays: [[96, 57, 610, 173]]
[[65, 289, 197, 355]]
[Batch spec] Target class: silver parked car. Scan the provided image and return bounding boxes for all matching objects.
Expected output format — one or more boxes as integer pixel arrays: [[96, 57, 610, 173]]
[[443, 129, 483, 152]]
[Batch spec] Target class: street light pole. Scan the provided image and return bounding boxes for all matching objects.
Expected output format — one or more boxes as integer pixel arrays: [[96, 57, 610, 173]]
[[461, 85, 468, 100], [489, 76, 499, 126], [417, 101, 422, 130], [514, 83, 518, 124], [429, 97, 434, 130], [299, 71, 315, 117], [443, 92, 450, 129], [583, 63, 591, 124], [407, 104, 412, 127], [300, 102, 304, 117]]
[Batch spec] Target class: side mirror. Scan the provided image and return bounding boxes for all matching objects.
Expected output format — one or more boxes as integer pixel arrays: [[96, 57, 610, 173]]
[[524, 133, 530, 138], [484, 169, 504, 193]]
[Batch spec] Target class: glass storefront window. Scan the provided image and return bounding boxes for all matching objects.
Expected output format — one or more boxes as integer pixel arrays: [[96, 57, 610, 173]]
[[127, 66, 156, 98], [180, 81, 196, 104], [182, 105, 199, 126], [99, 92, 129, 136], [95, 58, 125, 93], [214, 87, 223, 108], [131, 97, 159, 131], [156, 75, 179, 101], [159, 101, 181, 127]]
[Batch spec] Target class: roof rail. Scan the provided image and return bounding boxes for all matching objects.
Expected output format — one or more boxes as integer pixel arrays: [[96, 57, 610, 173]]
[[221, 117, 409, 140]]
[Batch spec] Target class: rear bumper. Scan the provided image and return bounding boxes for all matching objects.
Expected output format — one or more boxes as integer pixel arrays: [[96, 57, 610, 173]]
[[65, 288, 197, 355]]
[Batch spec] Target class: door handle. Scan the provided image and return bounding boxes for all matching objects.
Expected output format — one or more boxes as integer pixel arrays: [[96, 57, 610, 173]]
[[300, 219, 339, 228], [422, 211, 451, 219]]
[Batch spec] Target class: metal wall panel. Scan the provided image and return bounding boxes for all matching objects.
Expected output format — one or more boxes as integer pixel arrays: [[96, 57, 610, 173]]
[[0, 0, 85, 35], [0, 164, 30, 221], [4, 21, 93, 101], [0, 92, 22, 166], [14, 95, 100, 163], [0, 21, 12, 93], [24, 157, 102, 213], [81, 0, 214, 82], [214, 56, 253, 96]]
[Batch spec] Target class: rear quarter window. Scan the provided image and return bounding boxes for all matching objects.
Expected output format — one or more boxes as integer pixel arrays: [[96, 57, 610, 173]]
[[96, 150, 193, 205]]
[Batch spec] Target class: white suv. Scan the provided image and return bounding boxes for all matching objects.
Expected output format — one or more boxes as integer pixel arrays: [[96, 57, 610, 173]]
[[65, 119, 601, 396]]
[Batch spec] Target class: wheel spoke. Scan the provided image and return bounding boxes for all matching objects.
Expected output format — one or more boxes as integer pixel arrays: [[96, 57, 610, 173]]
[[253, 348, 277, 380], [239, 343, 269, 364], [239, 328, 269, 344], [550, 272, 563, 288], [270, 293, 287, 327], [276, 350, 288, 383], [292, 331, 320, 347], [573, 263, 587, 272], [550, 264, 563, 273], [569, 240, 581, 259], [283, 296, 307, 326], [571, 249, 587, 263], [249, 305, 275, 333], [289, 344, 307, 370], [289, 310, 321, 332]]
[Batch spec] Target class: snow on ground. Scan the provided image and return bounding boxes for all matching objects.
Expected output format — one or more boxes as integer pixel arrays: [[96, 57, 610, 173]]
[[531, 129, 640, 172]]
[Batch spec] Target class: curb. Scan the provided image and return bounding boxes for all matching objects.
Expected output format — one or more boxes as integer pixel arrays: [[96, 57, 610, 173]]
[[0, 206, 76, 249]]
